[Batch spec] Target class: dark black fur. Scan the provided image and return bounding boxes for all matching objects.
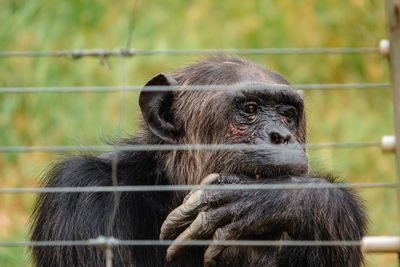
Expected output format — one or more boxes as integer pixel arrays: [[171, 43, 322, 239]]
[[30, 57, 367, 267]]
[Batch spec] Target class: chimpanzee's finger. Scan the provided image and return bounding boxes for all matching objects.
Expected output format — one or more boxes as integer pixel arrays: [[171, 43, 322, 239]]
[[161, 174, 222, 240], [200, 173, 221, 185], [203, 216, 277, 267], [160, 190, 206, 240], [203, 223, 241, 267], [166, 208, 230, 263], [183, 173, 221, 203]]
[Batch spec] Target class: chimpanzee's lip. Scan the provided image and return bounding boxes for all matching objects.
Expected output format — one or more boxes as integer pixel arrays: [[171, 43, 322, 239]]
[[238, 162, 309, 180]]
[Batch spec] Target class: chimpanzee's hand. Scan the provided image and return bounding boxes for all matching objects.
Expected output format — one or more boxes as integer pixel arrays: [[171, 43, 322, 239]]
[[160, 173, 365, 267], [160, 173, 296, 266]]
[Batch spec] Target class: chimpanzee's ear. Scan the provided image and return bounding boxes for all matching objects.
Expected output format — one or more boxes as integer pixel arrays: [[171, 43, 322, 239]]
[[139, 73, 181, 144]]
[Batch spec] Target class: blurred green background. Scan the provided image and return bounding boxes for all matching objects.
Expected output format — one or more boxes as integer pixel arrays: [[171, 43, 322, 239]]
[[0, 0, 399, 266]]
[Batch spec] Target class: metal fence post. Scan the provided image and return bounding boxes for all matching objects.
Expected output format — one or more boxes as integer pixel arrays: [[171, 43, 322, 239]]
[[385, 0, 400, 264]]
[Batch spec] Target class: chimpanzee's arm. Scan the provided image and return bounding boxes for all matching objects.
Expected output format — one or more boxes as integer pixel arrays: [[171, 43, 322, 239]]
[[30, 151, 172, 267], [160, 174, 367, 267], [272, 176, 366, 267]]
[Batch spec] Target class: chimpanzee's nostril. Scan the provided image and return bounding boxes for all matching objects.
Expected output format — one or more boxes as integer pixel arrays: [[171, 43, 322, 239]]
[[270, 132, 291, 145], [270, 132, 280, 144]]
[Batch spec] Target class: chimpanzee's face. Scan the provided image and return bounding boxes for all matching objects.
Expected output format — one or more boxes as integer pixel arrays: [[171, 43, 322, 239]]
[[139, 66, 308, 179], [222, 82, 308, 178]]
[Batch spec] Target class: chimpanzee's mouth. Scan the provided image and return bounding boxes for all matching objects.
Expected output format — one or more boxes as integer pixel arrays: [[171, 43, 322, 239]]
[[243, 144, 309, 179], [238, 161, 309, 181]]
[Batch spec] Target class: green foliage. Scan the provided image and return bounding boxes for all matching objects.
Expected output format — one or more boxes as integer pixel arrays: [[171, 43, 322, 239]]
[[0, 0, 398, 266]]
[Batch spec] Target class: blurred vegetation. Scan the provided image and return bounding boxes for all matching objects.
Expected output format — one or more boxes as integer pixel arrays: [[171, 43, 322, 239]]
[[0, 0, 399, 266]]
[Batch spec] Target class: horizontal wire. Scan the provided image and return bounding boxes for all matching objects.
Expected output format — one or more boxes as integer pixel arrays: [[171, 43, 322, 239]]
[[0, 83, 391, 94], [0, 183, 396, 194], [306, 142, 381, 149], [0, 239, 362, 247], [0, 47, 380, 59], [0, 142, 381, 153]]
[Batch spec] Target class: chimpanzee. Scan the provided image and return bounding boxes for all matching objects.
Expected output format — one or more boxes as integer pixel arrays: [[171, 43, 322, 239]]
[[30, 57, 367, 267]]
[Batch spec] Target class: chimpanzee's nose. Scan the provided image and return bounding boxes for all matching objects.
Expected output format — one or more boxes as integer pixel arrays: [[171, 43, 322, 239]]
[[269, 131, 292, 145]]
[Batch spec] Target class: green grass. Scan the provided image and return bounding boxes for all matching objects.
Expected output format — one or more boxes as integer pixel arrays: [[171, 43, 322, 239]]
[[0, 0, 398, 266]]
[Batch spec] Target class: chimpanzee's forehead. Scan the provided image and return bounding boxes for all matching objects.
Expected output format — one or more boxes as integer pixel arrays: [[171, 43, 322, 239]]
[[236, 65, 291, 85]]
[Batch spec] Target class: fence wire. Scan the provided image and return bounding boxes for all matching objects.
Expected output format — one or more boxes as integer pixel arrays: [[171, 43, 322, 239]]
[[0, 239, 362, 248], [0, 47, 381, 59], [105, 54, 127, 242], [0, 142, 382, 153], [0, 183, 397, 194], [0, 83, 391, 94]]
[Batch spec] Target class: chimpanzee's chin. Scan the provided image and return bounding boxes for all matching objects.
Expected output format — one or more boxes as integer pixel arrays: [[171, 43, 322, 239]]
[[241, 148, 308, 178]]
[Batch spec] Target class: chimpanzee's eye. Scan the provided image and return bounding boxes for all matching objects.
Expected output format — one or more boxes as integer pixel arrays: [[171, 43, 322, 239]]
[[282, 107, 297, 119], [243, 103, 258, 114], [284, 109, 295, 118]]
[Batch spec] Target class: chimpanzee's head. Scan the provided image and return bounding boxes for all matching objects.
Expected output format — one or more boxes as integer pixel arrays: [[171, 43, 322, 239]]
[[139, 57, 308, 183]]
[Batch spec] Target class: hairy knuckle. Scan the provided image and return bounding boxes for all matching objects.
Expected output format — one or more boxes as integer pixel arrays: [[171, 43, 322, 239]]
[[184, 190, 203, 207], [199, 190, 206, 201], [214, 228, 224, 239]]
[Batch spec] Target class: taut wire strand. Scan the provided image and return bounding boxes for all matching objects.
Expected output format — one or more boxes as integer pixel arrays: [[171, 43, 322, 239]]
[[0, 239, 362, 248], [0, 47, 380, 58], [0, 142, 382, 153], [0, 183, 397, 194], [0, 83, 391, 93]]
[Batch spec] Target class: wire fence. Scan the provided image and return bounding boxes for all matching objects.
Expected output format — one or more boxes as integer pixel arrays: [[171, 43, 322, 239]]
[[0, 183, 397, 194], [1, 0, 400, 266], [0, 239, 363, 248], [0, 47, 381, 58], [0, 83, 392, 93], [0, 141, 383, 153]]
